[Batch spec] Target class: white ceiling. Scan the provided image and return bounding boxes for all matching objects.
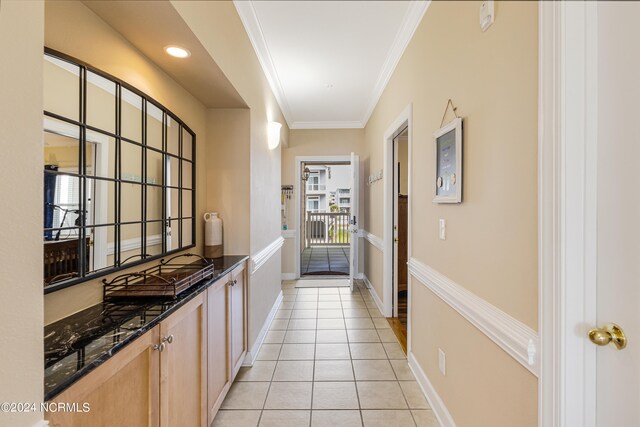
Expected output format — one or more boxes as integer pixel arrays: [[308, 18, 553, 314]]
[[234, 1, 429, 129]]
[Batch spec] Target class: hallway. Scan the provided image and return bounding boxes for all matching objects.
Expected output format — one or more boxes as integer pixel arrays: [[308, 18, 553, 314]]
[[212, 281, 437, 427]]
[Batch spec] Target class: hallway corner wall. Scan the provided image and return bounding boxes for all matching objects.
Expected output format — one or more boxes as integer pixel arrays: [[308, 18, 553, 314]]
[[173, 1, 289, 354], [0, 2, 45, 425]]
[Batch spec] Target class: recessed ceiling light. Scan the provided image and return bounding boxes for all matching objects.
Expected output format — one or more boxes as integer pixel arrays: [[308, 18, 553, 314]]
[[165, 46, 191, 58]]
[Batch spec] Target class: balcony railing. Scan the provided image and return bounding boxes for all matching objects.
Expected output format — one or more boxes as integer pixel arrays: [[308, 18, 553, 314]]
[[306, 184, 326, 191], [305, 211, 351, 247]]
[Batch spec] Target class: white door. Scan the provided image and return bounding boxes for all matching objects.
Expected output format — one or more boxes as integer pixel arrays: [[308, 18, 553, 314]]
[[349, 153, 359, 292], [593, 3, 639, 424]]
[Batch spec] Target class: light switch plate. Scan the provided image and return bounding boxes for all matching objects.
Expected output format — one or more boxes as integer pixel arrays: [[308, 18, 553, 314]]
[[439, 219, 446, 240], [438, 348, 446, 375]]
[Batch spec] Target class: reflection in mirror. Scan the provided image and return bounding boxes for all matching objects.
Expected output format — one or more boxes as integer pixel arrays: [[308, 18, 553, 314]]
[[182, 219, 193, 247], [121, 183, 142, 223], [85, 131, 116, 180], [121, 223, 143, 265], [146, 149, 162, 185], [88, 225, 116, 274], [183, 128, 193, 161], [86, 71, 116, 133], [85, 178, 115, 227], [146, 185, 163, 221], [168, 188, 179, 221], [167, 117, 180, 156], [167, 219, 180, 251], [147, 103, 163, 151], [146, 221, 164, 257], [44, 55, 79, 121], [44, 230, 82, 286], [44, 118, 80, 176], [121, 141, 142, 182], [182, 160, 192, 189], [182, 190, 193, 218], [121, 88, 142, 142], [168, 155, 180, 188]]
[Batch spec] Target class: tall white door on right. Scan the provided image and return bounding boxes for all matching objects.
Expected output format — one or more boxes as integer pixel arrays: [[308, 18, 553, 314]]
[[594, 2, 639, 425]]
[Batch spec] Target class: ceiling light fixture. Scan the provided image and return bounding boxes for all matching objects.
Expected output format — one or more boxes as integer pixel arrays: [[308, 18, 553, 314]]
[[165, 46, 191, 58]]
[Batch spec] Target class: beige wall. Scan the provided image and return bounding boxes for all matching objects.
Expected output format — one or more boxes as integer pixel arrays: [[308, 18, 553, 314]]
[[281, 129, 365, 276], [412, 281, 538, 426], [205, 108, 251, 255], [362, 1, 538, 425], [44, 1, 209, 324], [0, 1, 45, 425]]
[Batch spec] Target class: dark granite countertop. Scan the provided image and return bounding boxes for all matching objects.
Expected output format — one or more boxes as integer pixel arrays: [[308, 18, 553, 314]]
[[44, 255, 248, 401]]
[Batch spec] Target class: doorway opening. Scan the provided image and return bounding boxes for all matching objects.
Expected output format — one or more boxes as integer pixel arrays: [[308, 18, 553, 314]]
[[299, 161, 352, 277], [390, 127, 409, 350]]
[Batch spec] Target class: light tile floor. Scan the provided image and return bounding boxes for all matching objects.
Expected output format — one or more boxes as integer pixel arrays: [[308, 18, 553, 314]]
[[213, 281, 439, 427]]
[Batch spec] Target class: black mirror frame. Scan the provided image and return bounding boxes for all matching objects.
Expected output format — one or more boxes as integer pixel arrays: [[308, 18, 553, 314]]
[[43, 48, 196, 294]]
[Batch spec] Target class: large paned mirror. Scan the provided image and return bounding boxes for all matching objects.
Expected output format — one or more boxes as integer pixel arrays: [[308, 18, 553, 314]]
[[43, 49, 196, 292]]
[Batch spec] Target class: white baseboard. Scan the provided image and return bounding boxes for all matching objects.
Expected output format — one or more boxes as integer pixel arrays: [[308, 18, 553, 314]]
[[281, 273, 296, 280], [363, 274, 387, 316], [32, 420, 49, 427], [408, 352, 456, 427], [243, 290, 283, 366]]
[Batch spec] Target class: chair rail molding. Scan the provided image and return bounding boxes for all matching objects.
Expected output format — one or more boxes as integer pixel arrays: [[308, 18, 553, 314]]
[[362, 230, 383, 252], [251, 236, 284, 275], [408, 258, 540, 376]]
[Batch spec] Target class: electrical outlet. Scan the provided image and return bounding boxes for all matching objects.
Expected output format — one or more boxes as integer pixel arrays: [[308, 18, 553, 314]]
[[439, 219, 446, 240], [438, 348, 446, 375]]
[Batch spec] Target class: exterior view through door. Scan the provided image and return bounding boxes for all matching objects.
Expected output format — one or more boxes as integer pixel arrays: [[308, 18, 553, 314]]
[[299, 160, 352, 278]]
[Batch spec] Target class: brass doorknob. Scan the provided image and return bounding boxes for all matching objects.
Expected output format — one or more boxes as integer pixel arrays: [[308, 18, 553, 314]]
[[588, 323, 627, 350]]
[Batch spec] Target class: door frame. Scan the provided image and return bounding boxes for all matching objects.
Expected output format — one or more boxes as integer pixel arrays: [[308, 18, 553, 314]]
[[538, 1, 598, 425], [294, 155, 354, 279], [382, 104, 412, 348]]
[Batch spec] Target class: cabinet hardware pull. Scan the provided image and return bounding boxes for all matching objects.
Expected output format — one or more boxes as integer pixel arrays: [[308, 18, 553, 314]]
[[163, 334, 174, 344], [153, 342, 166, 352]]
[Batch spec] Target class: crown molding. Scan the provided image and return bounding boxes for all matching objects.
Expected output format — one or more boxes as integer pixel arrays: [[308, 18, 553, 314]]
[[233, 0, 295, 127], [290, 120, 364, 130], [360, 0, 430, 127], [235, 0, 429, 130]]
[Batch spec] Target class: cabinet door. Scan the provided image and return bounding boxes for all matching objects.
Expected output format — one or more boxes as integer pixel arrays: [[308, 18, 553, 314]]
[[229, 264, 247, 379], [46, 327, 160, 427], [207, 275, 230, 424], [159, 294, 207, 427]]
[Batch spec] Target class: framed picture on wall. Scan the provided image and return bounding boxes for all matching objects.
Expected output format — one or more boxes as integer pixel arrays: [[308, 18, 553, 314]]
[[433, 117, 462, 203]]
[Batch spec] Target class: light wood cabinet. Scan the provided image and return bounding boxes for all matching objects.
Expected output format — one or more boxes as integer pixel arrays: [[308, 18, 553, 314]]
[[229, 264, 247, 379], [207, 275, 231, 422], [46, 261, 246, 427], [46, 327, 160, 427], [207, 263, 247, 423], [160, 293, 207, 427]]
